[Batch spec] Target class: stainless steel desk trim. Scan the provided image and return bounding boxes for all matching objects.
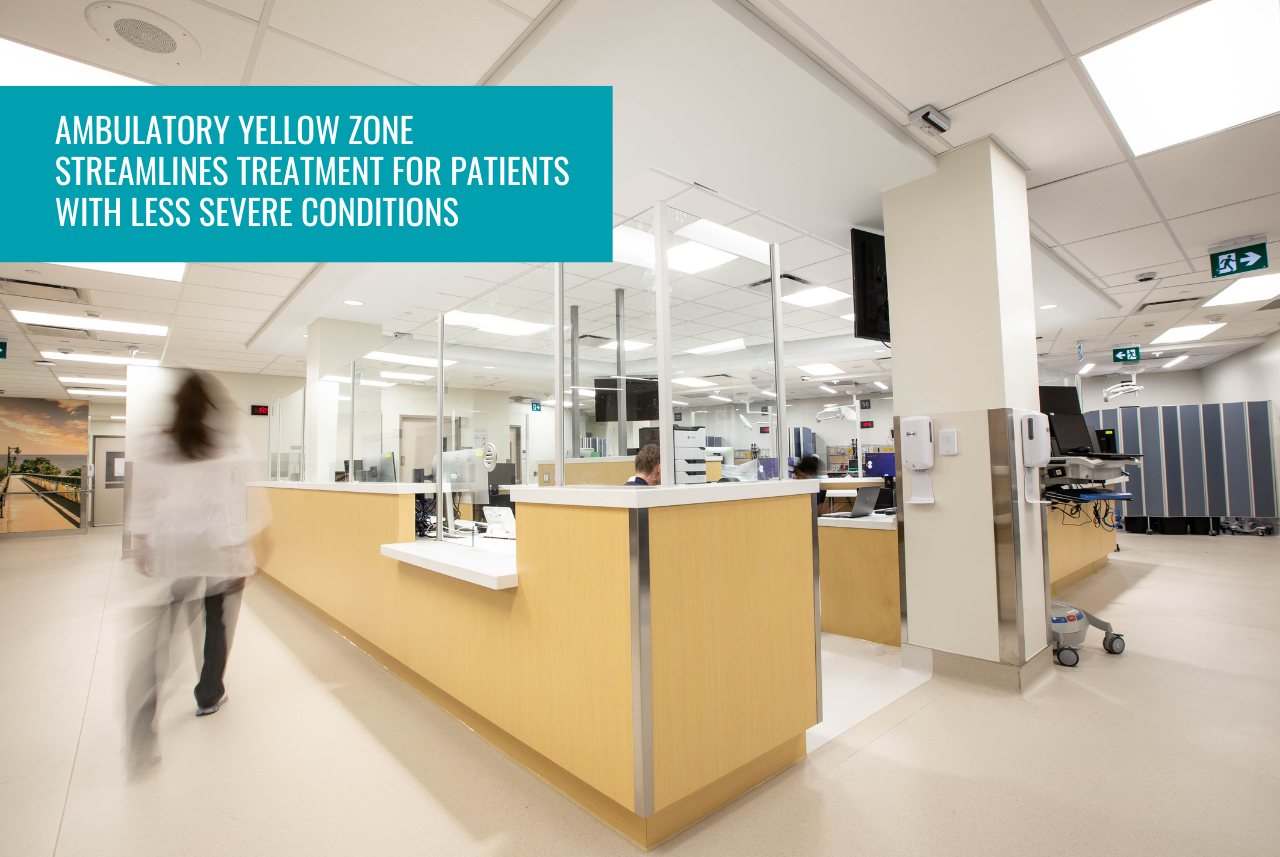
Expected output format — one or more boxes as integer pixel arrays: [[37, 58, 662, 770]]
[[628, 507, 654, 817]]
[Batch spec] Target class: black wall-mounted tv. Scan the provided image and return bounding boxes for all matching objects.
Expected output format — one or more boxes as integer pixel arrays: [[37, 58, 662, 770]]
[[851, 227, 890, 343], [594, 377, 659, 422]]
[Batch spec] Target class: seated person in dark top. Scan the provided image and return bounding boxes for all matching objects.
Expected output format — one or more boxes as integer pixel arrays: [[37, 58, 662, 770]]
[[625, 444, 661, 486], [793, 454, 827, 506]]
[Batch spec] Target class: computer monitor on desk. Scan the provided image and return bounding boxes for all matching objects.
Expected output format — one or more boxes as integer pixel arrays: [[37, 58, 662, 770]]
[[864, 452, 896, 479]]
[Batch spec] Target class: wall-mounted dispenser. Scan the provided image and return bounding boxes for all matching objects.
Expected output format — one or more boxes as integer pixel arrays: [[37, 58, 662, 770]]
[[1021, 412, 1051, 505], [901, 415, 935, 504]]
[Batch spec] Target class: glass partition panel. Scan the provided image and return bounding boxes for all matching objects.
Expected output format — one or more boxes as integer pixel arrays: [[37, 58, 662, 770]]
[[557, 213, 660, 485], [661, 204, 779, 482], [440, 265, 555, 503], [274, 387, 304, 481], [357, 327, 440, 484]]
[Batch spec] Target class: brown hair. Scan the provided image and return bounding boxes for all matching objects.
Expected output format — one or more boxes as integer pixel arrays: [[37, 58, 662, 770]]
[[169, 372, 219, 461], [635, 443, 660, 476]]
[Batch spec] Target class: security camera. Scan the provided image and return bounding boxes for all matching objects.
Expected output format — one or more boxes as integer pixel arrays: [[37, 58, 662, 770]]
[[800, 375, 812, 382], [909, 105, 951, 136], [1136, 272, 1157, 282]]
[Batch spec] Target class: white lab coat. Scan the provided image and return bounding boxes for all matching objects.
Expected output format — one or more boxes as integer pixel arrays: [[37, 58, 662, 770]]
[[130, 430, 267, 582]]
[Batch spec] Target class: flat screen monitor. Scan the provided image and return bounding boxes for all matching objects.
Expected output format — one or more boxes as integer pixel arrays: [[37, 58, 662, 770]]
[[1039, 385, 1082, 415], [1048, 413, 1098, 455], [851, 227, 890, 343], [594, 377, 659, 422], [433, 448, 488, 494], [864, 451, 896, 478]]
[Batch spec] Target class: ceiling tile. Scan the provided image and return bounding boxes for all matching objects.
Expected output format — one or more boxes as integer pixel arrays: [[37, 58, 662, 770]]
[[614, 170, 689, 220], [269, 0, 526, 85], [1063, 223, 1184, 276], [203, 262, 315, 279], [725, 213, 802, 244], [1099, 259, 1193, 287], [666, 188, 752, 226], [778, 236, 844, 270], [1029, 163, 1159, 244], [248, 29, 408, 85], [1167, 198, 1280, 259], [945, 62, 1126, 188], [174, 302, 271, 323], [781, 0, 1063, 108], [184, 264, 298, 296], [178, 284, 283, 311], [1137, 113, 1280, 218], [790, 255, 852, 285], [1040, 0, 1196, 53]]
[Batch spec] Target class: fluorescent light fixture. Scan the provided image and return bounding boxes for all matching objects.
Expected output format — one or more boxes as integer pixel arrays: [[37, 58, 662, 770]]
[[1081, 0, 1280, 155], [1151, 323, 1226, 344], [66, 388, 126, 397], [873, 381, 889, 390], [819, 385, 838, 394], [761, 390, 777, 397], [51, 262, 185, 282], [840, 313, 856, 322], [58, 376, 126, 386], [110, 415, 127, 420], [1204, 273, 1280, 306], [365, 350, 456, 368], [321, 375, 350, 383], [444, 310, 551, 337], [667, 241, 736, 274], [599, 340, 652, 352], [799, 363, 843, 376], [709, 395, 733, 402], [381, 371, 431, 381], [672, 400, 688, 406], [484, 366, 495, 369], [1078, 363, 1095, 375], [1163, 355, 1190, 368], [782, 286, 847, 308], [0, 38, 149, 86], [12, 310, 167, 337], [1039, 304, 1058, 310], [674, 220, 769, 264], [359, 379, 396, 388], [41, 351, 157, 366], [337, 395, 351, 402], [685, 338, 745, 356], [344, 300, 364, 306], [672, 376, 716, 388]]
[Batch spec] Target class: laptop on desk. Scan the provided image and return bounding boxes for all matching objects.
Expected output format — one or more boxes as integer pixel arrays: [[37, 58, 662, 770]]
[[826, 486, 880, 519]]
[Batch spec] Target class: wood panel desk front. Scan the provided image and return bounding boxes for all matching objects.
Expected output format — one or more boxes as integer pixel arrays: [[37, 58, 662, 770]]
[[817, 514, 901, 647]]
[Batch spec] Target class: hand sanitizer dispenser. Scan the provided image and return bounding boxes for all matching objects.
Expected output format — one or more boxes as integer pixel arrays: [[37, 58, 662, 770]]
[[1022, 413, 1051, 504], [901, 415, 935, 504]]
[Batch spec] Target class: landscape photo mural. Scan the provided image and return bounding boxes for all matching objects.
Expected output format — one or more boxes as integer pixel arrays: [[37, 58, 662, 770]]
[[0, 398, 89, 533]]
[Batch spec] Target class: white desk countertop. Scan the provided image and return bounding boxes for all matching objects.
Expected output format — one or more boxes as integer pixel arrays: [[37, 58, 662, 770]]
[[817, 512, 897, 531], [508, 479, 820, 509], [380, 537, 518, 589], [250, 481, 427, 495]]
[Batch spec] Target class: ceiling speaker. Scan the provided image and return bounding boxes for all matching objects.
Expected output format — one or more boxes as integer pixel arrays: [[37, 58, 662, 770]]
[[85, 2, 201, 66]]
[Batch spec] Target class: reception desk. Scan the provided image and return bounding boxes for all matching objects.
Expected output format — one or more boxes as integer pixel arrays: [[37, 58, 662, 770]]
[[247, 479, 820, 849], [535, 457, 722, 486], [817, 513, 901, 647]]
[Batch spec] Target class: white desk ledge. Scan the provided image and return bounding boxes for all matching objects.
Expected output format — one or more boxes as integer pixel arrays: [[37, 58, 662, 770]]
[[509, 479, 820, 509], [250, 481, 427, 495], [381, 538, 518, 590], [817, 513, 897, 531]]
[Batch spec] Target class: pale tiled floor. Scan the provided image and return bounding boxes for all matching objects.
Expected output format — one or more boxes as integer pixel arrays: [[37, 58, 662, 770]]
[[3, 528, 1277, 856]]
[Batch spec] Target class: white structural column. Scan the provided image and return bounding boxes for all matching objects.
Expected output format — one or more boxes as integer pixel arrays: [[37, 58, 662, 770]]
[[304, 318, 383, 483], [882, 139, 1047, 669]]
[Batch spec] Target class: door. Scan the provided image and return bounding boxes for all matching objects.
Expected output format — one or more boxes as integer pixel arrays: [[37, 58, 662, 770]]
[[400, 416, 438, 484], [92, 435, 126, 526], [509, 425, 522, 483]]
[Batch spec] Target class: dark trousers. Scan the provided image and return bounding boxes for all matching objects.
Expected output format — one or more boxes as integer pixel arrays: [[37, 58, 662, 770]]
[[126, 577, 245, 764]]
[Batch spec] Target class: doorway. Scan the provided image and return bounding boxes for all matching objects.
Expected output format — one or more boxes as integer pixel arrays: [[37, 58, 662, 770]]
[[509, 424, 522, 483], [92, 435, 126, 526]]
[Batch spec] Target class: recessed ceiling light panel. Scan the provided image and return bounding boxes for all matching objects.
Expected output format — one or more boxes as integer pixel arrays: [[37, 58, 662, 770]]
[[1151, 323, 1226, 344], [781, 286, 847, 308], [798, 363, 843, 376], [1081, 0, 1280, 155], [42, 351, 157, 366], [1203, 273, 1280, 306], [13, 309, 167, 337]]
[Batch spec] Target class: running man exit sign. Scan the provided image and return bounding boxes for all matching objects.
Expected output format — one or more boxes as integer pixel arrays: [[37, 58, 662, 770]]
[[1211, 242, 1268, 278], [1113, 346, 1140, 362]]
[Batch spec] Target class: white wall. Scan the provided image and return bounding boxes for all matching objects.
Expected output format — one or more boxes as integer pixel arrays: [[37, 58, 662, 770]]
[[212, 372, 305, 477], [1079, 369, 1204, 411]]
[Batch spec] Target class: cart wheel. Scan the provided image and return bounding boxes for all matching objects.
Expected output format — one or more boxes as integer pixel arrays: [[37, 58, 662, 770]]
[[1258, 530, 1268, 537], [1056, 647, 1079, 667], [1104, 635, 1125, 655]]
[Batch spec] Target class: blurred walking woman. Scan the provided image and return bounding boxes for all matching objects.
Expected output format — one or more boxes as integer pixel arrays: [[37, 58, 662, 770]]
[[125, 371, 267, 771]]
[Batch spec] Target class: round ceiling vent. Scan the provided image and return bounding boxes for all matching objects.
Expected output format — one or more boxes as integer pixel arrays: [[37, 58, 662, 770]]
[[85, 2, 201, 66]]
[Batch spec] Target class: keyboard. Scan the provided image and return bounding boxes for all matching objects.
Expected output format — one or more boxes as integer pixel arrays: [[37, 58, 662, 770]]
[[1045, 486, 1133, 502]]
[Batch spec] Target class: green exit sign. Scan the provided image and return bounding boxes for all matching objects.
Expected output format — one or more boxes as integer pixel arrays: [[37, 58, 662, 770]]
[[1211, 242, 1268, 278], [0, 340, 6, 360], [531, 402, 541, 411], [1113, 346, 1141, 362]]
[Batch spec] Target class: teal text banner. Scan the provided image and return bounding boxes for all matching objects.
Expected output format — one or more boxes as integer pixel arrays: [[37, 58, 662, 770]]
[[0, 86, 613, 263]]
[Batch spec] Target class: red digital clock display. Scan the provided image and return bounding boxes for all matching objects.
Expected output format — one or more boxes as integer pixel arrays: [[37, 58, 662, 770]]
[[250, 405, 270, 416]]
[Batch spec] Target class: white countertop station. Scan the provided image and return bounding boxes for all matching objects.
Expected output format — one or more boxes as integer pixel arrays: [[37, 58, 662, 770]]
[[381, 537, 518, 590], [817, 512, 897, 531], [249, 481, 430, 494], [508, 479, 820, 509]]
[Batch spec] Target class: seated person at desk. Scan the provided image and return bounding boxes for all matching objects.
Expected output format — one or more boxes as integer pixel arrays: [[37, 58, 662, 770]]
[[625, 444, 661, 486], [793, 454, 827, 506]]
